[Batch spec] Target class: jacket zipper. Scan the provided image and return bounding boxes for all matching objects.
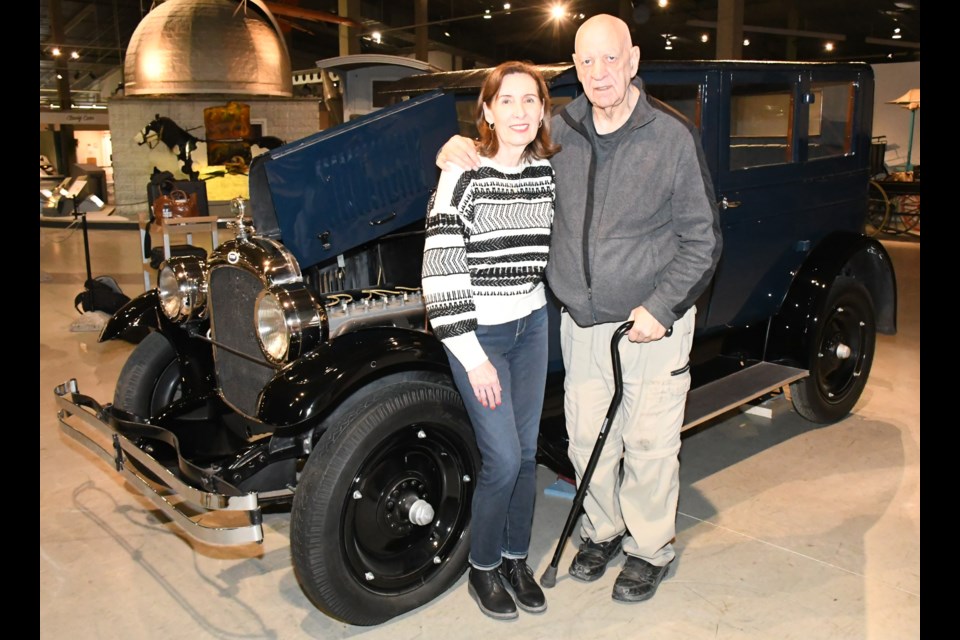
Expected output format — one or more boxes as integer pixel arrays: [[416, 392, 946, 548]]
[[560, 109, 598, 319]]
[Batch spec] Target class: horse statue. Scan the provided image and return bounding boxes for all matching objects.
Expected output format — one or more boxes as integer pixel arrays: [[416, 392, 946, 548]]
[[136, 114, 203, 181], [249, 135, 285, 156]]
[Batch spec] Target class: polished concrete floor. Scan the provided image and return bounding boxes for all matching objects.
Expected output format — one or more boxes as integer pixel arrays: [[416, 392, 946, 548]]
[[40, 222, 920, 639]]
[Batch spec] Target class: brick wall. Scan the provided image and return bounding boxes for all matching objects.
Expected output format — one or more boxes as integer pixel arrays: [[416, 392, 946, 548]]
[[108, 96, 319, 218]]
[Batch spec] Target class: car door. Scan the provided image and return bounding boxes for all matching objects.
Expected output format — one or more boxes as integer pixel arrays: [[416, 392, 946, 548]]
[[704, 67, 809, 331]]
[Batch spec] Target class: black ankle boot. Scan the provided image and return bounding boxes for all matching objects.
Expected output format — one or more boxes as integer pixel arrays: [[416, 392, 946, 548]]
[[498, 558, 547, 613], [468, 567, 518, 620]]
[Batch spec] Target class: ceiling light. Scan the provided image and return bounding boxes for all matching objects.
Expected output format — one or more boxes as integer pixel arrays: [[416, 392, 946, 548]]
[[56, 73, 63, 80], [700, 33, 709, 43], [550, 4, 566, 20], [503, 3, 511, 9], [51, 47, 61, 57], [484, 9, 492, 19], [658, 0, 669, 7], [743, 38, 750, 46], [371, 31, 382, 43], [444, 31, 451, 37], [825, 42, 834, 52], [70, 51, 79, 60]]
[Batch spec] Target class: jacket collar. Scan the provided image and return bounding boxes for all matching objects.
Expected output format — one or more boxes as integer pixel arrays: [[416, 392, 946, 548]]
[[562, 76, 656, 137]]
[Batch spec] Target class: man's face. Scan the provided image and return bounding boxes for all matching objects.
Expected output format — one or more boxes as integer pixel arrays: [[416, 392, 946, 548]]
[[573, 22, 639, 111]]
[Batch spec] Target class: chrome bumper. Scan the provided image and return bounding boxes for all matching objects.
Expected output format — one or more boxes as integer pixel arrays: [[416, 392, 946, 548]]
[[53, 379, 264, 545]]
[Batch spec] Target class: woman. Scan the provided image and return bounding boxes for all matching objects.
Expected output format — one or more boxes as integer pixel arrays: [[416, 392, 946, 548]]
[[421, 61, 559, 621]]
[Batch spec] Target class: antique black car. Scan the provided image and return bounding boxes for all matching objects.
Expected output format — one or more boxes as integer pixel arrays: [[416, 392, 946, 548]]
[[54, 60, 896, 626]]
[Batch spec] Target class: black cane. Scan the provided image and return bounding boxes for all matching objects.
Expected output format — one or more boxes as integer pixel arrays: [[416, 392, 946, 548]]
[[540, 320, 673, 588]]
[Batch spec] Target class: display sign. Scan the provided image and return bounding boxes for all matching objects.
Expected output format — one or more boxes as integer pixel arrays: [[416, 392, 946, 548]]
[[40, 110, 109, 126]]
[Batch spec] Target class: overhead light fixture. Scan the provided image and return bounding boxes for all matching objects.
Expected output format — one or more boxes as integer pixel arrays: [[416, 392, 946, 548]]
[[371, 31, 382, 43], [550, 4, 566, 20], [825, 42, 835, 52], [70, 51, 79, 60], [658, 0, 669, 7], [484, 9, 492, 19], [503, 3, 511, 9], [743, 38, 751, 46], [892, 27, 902, 40], [700, 33, 709, 43], [51, 47, 61, 57], [444, 31, 451, 37]]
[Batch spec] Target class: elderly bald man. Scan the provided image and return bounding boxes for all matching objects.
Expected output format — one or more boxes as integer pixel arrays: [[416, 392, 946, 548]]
[[438, 13, 722, 604]]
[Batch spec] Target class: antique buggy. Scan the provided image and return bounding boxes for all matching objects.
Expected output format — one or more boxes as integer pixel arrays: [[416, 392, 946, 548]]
[[54, 60, 896, 625]]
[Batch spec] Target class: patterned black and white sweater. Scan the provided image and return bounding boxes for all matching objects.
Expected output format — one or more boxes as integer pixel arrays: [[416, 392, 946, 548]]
[[422, 156, 556, 370]]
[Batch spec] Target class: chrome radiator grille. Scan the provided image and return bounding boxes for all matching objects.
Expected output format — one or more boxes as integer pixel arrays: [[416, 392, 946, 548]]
[[208, 265, 276, 417]]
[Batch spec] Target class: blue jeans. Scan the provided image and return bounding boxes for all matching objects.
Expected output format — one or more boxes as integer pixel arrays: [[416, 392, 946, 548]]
[[446, 305, 548, 569]]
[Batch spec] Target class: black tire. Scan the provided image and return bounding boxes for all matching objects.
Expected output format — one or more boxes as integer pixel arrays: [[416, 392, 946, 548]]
[[790, 278, 876, 423], [114, 331, 182, 417], [291, 380, 479, 626]]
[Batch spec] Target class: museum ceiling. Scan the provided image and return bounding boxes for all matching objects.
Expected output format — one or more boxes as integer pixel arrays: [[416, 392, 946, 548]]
[[40, 0, 920, 109]]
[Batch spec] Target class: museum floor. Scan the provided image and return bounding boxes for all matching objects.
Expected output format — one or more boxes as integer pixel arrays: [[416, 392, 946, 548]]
[[40, 223, 920, 639]]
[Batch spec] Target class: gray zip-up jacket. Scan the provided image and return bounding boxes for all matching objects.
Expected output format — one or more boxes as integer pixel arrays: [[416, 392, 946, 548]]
[[545, 77, 722, 329]]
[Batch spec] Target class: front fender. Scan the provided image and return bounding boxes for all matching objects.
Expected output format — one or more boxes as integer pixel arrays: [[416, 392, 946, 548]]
[[257, 327, 451, 432], [100, 289, 217, 395], [99, 290, 161, 342], [768, 231, 897, 366]]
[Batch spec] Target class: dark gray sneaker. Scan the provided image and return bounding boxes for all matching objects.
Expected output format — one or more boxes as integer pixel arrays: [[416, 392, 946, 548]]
[[612, 556, 672, 602], [468, 567, 518, 620], [568, 534, 624, 582]]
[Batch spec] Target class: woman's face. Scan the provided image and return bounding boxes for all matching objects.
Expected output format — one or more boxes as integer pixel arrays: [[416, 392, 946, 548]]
[[483, 72, 544, 158]]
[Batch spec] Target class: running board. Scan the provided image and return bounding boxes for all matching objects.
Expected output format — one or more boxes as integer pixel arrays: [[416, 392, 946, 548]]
[[683, 363, 808, 431]]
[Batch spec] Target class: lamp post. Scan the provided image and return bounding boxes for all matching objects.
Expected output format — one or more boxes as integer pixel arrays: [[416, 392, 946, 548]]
[[59, 188, 104, 282], [886, 89, 920, 173]]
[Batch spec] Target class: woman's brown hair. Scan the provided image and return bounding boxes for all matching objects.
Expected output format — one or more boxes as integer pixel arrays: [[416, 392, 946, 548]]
[[476, 61, 560, 162]]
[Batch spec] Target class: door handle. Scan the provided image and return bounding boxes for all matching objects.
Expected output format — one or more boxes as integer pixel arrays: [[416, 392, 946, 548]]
[[720, 196, 741, 210], [369, 212, 397, 226]]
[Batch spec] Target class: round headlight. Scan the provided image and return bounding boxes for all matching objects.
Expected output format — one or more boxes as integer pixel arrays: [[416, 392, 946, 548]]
[[156, 257, 207, 322], [157, 266, 182, 319], [256, 292, 290, 363], [255, 285, 326, 365]]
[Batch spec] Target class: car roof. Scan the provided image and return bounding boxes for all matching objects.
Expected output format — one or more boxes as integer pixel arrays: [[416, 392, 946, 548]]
[[379, 59, 873, 97]]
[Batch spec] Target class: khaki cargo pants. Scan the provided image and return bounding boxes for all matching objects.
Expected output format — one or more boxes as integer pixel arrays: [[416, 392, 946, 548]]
[[560, 306, 695, 567]]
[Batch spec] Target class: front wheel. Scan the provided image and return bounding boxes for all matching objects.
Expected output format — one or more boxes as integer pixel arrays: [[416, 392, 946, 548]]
[[790, 278, 876, 422], [291, 379, 479, 625], [113, 331, 181, 416]]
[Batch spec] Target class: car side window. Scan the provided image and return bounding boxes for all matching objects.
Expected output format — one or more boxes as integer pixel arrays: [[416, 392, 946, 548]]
[[646, 84, 702, 130], [729, 82, 795, 170], [455, 98, 479, 138], [807, 80, 856, 161]]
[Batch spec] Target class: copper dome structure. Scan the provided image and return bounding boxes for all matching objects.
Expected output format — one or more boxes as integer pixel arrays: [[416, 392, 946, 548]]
[[123, 0, 292, 97]]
